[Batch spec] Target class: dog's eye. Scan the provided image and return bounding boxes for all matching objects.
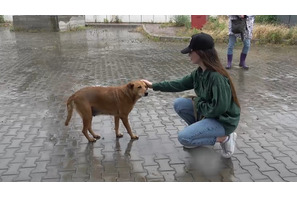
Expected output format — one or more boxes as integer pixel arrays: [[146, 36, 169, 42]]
[[137, 86, 142, 89]]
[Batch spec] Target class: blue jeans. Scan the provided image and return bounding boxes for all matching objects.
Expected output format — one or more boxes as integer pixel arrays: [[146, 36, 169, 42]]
[[227, 35, 251, 55], [174, 98, 225, 147]]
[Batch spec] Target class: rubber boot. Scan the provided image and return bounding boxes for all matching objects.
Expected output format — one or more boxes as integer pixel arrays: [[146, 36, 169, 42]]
[[239, 53, 249, 70], [226, 54, 233, 69]]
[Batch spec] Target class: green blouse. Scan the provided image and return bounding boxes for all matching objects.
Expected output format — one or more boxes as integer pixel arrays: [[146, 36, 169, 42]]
[[152, 67, 240, 135]]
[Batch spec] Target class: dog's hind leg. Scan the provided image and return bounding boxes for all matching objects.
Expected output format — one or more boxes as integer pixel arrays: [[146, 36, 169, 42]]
[[114, 116, 123, 138], [81, 116, 98, 142], [76, 102, 99, 142], [120, 116, 138, 139], [88, 122, 101, 140], [82, 117, 96, 142]]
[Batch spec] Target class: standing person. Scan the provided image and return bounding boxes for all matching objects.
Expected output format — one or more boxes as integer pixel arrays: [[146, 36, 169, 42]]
[[226, 15, 255, 70], [142, 33, 240, 158]]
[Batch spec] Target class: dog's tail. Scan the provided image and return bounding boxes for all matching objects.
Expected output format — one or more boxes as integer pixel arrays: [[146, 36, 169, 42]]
[[65, 95, 75, 126]]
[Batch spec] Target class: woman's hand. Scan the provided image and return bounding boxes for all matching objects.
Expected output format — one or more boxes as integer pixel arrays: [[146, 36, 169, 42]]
[[141, 79, 153, 88]]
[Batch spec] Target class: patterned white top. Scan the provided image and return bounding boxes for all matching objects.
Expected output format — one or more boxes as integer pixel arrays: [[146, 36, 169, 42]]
[[228, 15, 255, 39]]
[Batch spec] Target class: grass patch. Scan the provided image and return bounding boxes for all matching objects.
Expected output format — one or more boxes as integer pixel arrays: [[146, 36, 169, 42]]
[[175, 16, 297, 45]]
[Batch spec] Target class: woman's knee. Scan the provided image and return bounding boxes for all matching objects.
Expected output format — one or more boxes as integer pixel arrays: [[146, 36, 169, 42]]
[[177, 130, 189, 145], [227, 43, 235, 55], [242, 39, 251, 53], [173, 98, 188, 113]]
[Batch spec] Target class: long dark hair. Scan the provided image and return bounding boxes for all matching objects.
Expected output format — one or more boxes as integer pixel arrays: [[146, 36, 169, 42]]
[[196, 48, 240, 108]]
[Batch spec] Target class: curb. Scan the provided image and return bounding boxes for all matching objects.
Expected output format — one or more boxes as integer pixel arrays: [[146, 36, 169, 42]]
[[86, 22, 141, 29], [86, 22, 190, 42], [141, 24, 190, 42]]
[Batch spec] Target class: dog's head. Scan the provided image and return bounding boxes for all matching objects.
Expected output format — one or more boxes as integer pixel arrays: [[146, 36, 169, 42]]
[[127, 80, 148, 98]]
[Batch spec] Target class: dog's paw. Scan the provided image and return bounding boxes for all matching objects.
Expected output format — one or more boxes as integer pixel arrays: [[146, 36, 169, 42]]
[[93, 135, 101, 139], [116, 133, 124, 138], [88, 138, 97, 142], [131, 135, 139, 140]]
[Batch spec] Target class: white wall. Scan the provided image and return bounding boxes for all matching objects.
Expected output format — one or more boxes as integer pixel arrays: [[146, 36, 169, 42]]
[[3, 15, 13, 22], [4, 15, 179, 23], [85, 15, 175, 23]]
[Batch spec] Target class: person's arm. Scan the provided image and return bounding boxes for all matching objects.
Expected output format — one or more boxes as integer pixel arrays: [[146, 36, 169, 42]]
[[142, 73, 194, 92], [197, 76, 231, 117]]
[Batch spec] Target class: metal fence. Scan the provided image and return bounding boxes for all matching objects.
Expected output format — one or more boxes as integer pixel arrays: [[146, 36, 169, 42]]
[[277, 15, 297, 26]]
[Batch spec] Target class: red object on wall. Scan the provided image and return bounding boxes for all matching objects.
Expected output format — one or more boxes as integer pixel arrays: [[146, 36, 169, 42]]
[[191, 15, 207, 29]]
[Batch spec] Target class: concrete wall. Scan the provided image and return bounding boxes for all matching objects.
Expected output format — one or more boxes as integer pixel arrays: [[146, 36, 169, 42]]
[[13, 15, 59, 32], [12, 15, 85, 32], [7, 15, 180, 24], [85, 15, 175, 23]]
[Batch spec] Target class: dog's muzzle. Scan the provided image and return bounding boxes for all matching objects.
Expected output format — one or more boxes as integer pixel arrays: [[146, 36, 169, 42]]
[[144, 92, 148, 96]]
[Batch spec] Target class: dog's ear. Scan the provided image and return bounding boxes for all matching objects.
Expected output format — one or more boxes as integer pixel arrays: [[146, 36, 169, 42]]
[[127, 83, 134, 89]]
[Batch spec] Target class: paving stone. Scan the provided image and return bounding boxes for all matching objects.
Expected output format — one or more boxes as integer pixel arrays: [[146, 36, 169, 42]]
[[233, 154, 256, 167], [102, 172, 119, 182], [261, 170, 285, 182], [2, 148, 18, 159], [245, 141, 268, 153], [221, 168, 238, 182], [241, 165, 270, 180], [162, 171, 177, 181], [131, 172, 147, 182], [175, 175, 194, 182], [0, 158, 13, 169], [89, 164, 104, 181], [59, 171, 73, 182], [261, 152, 281, 164], [240, 147, 262, 159], [14, 167, 34, 181], [22, 157, 38, 168], [274, 156, 297, 170], [283, 177, 297, 182], [234, 173, 254, 182], [250, 158, 274, 172], [30, 172, 46, 182], [1, 175, 17, 182], [144, 165, 164, 181], [155, 159, 174, 171], [32, 161, 48, 173], [130, 160, 145, 173], [232, 160, 249, 175], [1, 26, 297, 182], [262, 146, 287, 158], [3, 163, 22, 176], [43, 166, 60, 179]]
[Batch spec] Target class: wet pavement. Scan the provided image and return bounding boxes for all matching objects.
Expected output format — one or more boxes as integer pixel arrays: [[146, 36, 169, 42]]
[[1, 26, 297, 182]]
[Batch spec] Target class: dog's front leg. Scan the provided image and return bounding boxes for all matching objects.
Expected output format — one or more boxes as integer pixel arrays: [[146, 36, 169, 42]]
[[114, 116, 123, 138], [120, 116, 138, 139]]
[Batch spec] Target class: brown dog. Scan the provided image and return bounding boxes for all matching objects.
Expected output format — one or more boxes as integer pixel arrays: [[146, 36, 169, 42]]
[[65, 80, 148, 142]]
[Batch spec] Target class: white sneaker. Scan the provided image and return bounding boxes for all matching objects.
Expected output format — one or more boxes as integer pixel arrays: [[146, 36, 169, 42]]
[[220, 132, 237, 158], [183, 145, 199, 149]]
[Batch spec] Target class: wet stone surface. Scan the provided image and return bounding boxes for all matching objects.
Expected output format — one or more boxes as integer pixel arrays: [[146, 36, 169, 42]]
[[1, 26, 297, 182]]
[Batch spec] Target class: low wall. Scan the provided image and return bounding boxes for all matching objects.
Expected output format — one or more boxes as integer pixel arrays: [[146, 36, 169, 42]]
[[12, 15, 85, 32], [13, 15, 59, 32]]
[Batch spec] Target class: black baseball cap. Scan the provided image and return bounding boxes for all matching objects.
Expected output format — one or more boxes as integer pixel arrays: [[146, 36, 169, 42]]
[[181, 32, 214, 54]]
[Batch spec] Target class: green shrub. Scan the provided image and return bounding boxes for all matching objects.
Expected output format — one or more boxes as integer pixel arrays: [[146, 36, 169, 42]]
[[255, 15, 278, 24], [206, 16, 227, 31], [104, 18, 109, 23], [0, 15, 5, 23], [173, 15, 191, 28]]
